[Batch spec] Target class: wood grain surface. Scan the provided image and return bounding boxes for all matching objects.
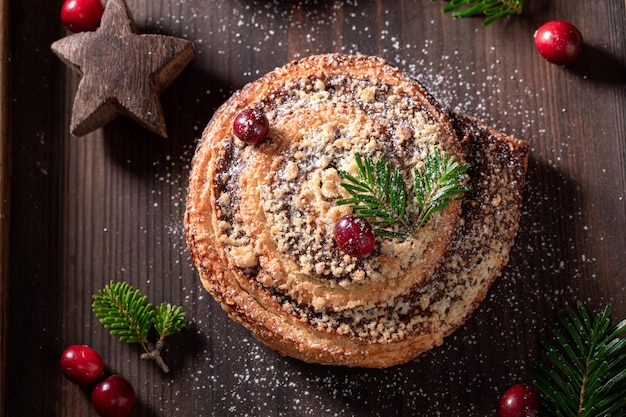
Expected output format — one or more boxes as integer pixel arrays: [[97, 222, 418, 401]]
[[4, 0, 626, 416], [0, 0, 9, 414]]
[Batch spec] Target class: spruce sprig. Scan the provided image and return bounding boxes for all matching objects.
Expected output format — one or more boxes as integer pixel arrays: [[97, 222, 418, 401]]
[[414, 148, 472, 230], [336, 149, 470, 239], [92, 281, 187, 373], [435, 0, 523, 26], [337, 153, 410, 238], [533, 302, 626, 417]]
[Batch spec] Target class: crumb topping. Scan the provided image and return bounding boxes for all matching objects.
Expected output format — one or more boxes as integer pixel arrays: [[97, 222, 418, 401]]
[[190, 55, 527, 350], [273, 127, 526, 342], [212, 66, 462, 312]]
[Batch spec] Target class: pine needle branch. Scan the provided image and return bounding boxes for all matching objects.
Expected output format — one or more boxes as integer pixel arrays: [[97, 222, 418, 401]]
[[92, 281, 154, 353], [414, 148, 471, 229], [336, 149, 470, 239], [533, 302, 626, 417], [92, 281, 187, 373], [337, 152, 411, 238], [155, 303, 187, 338], [434, 0, 523, 26]]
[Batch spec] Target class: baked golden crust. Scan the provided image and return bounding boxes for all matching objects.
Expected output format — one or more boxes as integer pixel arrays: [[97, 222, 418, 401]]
[[184, 54, 529, 368]]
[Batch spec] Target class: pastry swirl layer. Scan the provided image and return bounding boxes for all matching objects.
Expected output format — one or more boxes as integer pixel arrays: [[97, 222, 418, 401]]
[[185, 54, 529, 367]]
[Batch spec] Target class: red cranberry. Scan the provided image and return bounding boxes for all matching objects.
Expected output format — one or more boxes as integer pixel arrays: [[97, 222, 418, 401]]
[[61, 0, 104, 33], [499, 383, 542, 417], [334, 214, 376, 258], [60, 344, 105, 386], [534, 20, 582, 66], [92, 375, 136, 417], [233, 109, 270, 145]]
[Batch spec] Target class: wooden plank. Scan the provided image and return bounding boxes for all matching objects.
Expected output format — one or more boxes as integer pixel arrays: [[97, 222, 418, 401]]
[[0, 0, 9, 413], [4, 0, 626, 415]]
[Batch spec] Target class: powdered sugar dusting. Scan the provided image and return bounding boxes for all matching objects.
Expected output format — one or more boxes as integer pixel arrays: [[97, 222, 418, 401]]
[[123, 0, 616, 415]]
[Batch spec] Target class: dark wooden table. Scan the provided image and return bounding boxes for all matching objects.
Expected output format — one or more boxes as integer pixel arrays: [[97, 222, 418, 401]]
[[3, 0, 626, 415]]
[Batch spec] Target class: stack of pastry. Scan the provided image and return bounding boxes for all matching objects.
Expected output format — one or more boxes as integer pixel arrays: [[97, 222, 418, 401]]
[[184, 54, 529, 368]]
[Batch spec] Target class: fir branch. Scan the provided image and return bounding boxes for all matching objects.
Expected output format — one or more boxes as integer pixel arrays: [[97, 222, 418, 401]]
[[92, 282, 154, 351], [337, 153, 411, 238], [533, 302, 626, 417], [414, 148, 471, 229], [435, 0, 523, 26], [92, 281, 187, 373], [336, 149, 470, 239], [154, 303, 187, 338]]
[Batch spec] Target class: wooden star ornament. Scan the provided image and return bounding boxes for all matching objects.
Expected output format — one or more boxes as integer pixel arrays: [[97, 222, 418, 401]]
[[51, 0, 195, 138]]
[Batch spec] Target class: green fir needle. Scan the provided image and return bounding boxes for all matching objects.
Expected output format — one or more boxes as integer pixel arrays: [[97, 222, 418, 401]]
[[92, 281, 187, 373], [336, 149, 471, 239]]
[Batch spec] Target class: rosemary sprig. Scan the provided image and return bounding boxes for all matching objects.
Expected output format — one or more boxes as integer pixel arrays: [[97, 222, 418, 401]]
[[533, 302, 626, 417], [336, 149, 470, 239], [92, 281, 187, 373], [435, 0, 523, 26]]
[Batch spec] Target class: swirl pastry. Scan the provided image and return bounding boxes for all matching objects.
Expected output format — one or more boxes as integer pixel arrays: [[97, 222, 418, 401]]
[[185, 54, 529, 368]]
